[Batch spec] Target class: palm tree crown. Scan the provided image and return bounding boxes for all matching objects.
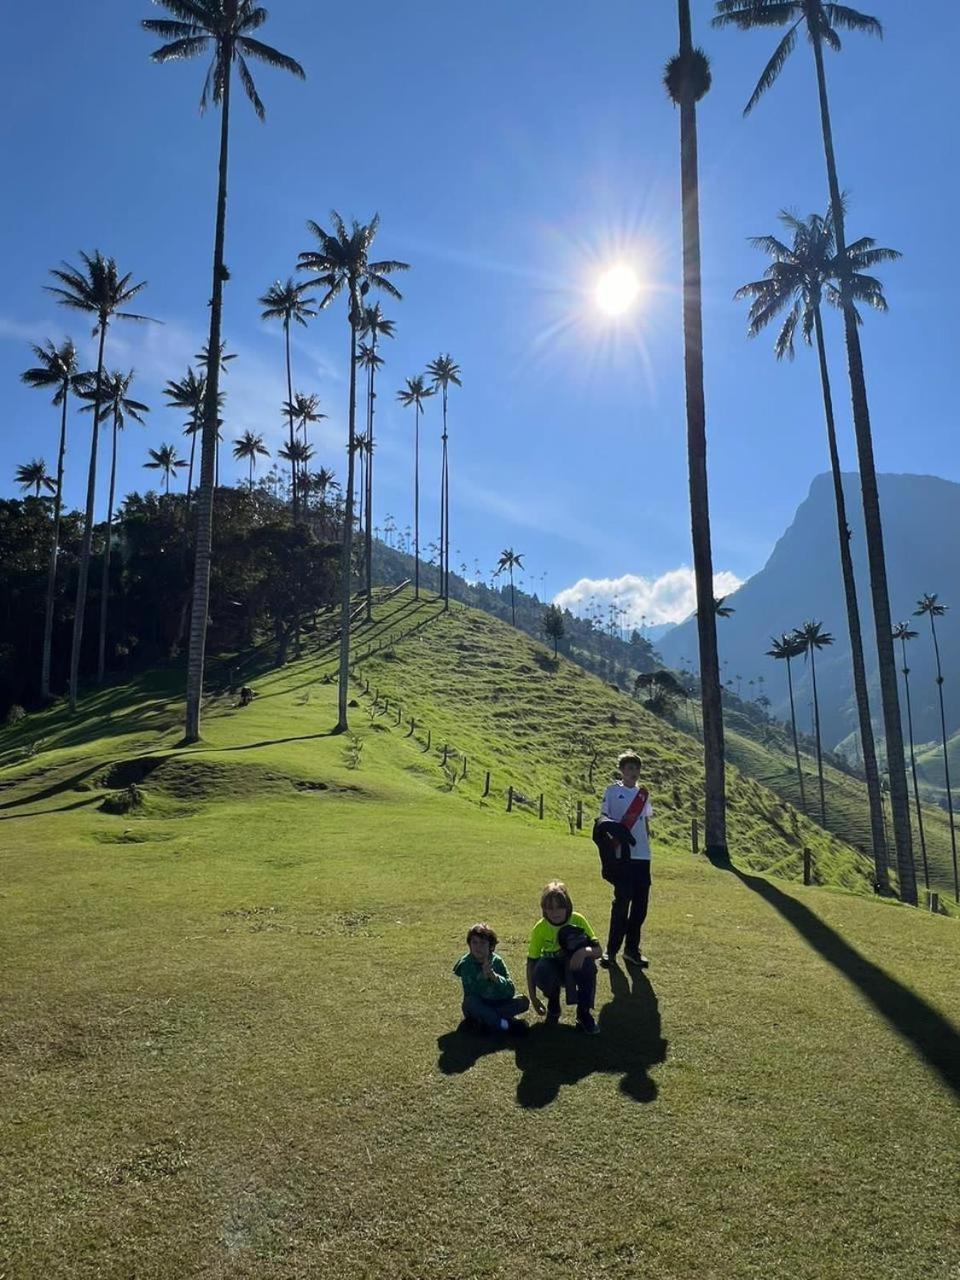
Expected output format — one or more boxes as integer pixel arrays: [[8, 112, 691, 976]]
[[396, 374, 435, 414], [145, 443, 189, 493], [15, 460, 56, 497], [260, 276, 316, 328], [426, 353, 462, 395], [284, 391, 326, 441], [47, 251, 149, 330], [298, 212, 408, 320], [712, 1, 882, 115], [81, 369, 150, 430], [21, 339, 89, 404]]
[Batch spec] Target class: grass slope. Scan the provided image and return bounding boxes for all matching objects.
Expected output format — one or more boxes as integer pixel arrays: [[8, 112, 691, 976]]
[[2, 592, 959, 1279]]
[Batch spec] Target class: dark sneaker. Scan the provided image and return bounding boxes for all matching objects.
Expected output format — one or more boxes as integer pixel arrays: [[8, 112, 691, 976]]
[[624, 949, 649, 968], [599, 951, 612, 968], [545, 997, 561, 1026], [576, 1011, 600, 1035]]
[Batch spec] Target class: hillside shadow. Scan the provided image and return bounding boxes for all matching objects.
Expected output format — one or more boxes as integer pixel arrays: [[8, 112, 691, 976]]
[[436, 966, 667, 1109], [708, 852, 960, 1100]]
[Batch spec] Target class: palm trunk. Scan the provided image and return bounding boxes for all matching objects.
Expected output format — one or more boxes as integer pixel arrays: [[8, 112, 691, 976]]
[[336, 311, 360, 732], [928, 614, 958, 900], [285, 316, 297, 521], [677, 0, 726, 857], [810, 31, 916, 904], [898, 638, 930, 892], [813, 306, 889, 887], [96, 412, 120, 683], [441, 382, 449, 606], [363, 338, 376, 622], [509, 569, 515, 626], [249, 456, 254, 491], [785, 653, 807, 813], [187, 427, 197, 499], [414, 405, 420, 599], [808, 647, 826, 826], [41, 387, 69, 699], [68, 323, 108, 712], [185, 51, 232, 744]]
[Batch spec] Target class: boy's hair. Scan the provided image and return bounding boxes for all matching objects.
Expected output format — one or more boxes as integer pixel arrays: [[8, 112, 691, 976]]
[[617, 749, 642, 770], [540, 880, 573, 916], [466, 922, 498, 950]]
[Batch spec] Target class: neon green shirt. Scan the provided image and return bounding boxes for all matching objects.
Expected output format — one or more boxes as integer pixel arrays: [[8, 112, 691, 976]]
[[527, 911, 597, 959]]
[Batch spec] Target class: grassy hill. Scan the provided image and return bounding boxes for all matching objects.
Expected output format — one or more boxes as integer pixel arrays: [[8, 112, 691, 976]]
[[2, 590, 959, 1279]]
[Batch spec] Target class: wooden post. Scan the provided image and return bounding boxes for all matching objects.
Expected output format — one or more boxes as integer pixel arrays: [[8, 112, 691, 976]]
[[483, 771, 491, 798], [424, 728, 432, 752], [691, 819, 699, 857], [928, 890, 940, 913], [538, 793, 544, 820], [441, 744, 449, 767], [576, 800, 583, 830], [803, 847, 812, 886], [406, 718, 415, 737], [461, 755, 468, 780], [506, 785, 513, 813]]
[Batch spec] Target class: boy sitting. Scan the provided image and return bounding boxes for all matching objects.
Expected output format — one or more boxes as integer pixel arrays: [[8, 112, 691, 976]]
[[454, 923, 529, 1034]]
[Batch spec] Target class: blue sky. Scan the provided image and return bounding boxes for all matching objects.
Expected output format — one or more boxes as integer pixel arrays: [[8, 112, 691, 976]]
[[2, 1, 956, 625]]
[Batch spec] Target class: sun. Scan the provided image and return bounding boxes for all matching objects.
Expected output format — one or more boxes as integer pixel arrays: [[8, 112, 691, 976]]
[[595, 264, 641, 316]]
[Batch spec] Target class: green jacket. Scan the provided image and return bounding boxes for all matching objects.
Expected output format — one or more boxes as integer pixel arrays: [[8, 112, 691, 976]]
[[453, 952, 516, 1001]]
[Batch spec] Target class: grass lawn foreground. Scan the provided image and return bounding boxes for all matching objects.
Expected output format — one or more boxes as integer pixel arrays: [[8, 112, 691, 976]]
[[2, 597, 959, 1279]]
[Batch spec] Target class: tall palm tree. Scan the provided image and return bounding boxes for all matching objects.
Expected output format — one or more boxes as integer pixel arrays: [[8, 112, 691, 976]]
[[196, 339, 236, 486], [665, 1, 727, 858], [494, 548, 524, 627], [261, 277, 316, 519], [713, 0, 915, 903], [144, 1, 306, 744], [284, 390, 326, 510], [766, 632, 807, 814], [793, 620, 834, 827], [358, 304, 395, 620], [354, 433, 372, 532], [15, 459, 56, 497], [278, 438, 314, 499], [47, 251, 149, 712], [737, 207, 899, 891], [396, 374, 435, 601], [426, 354, 462, 608], [914, 594, 958, 901], [145, 444, 188, 494], [297, 212, 408, 731], [892, 622, 930, 893], [21, 339, 90, 699], [232, 429, 269, 490], [305, 465, 338, 536], [163, 367, 207, 497], [81, 370, 149, 682]]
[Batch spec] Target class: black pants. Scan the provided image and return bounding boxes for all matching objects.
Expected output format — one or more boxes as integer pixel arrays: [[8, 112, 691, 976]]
[[607, 860, 651, 955]]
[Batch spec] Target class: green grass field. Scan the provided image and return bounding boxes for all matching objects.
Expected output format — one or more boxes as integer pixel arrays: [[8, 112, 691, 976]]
[[3, 593, 959, 1279]]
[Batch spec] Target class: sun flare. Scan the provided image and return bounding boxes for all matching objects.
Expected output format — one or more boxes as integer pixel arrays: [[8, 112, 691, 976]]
[[595, 264, 641, 316]]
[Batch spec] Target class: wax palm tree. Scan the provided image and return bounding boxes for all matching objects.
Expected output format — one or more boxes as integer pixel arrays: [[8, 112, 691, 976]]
[[305, 464, 338, 535], [196, 339, 236, 485], [766, 632, 808, 814], [297, 212, 407, 731], [46, 251, 149, 711], [737, 207, 899, 890], [354, 433, 372, 532], [358, 302, 396, 620], [664, 1, 726, 858], [914, 594, 958, 901], [892, 622, 930, 893], [793, 620, 834, 826], [284, 392, 326, 510], [426, 354, 462, 608], [80, 370, 149, 681], [714, 596, 735, 618], [396, 374, 435, 600], [495, 548, 524, 627], [713, 2, 915, 902], [145, 444, 188, 494], [233, 429, 269, 490], [144, 1, 306, 744], [261, 277, 316, 519], [278, 438, 314, 500], [15, 459, 56, 497], [164, 367, 207, 497], [21, 339, 91, 699]]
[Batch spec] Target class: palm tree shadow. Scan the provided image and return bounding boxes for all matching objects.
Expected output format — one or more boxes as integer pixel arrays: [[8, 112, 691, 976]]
[[708, 852, 960, 1100], [514, 967, 667, 1109]]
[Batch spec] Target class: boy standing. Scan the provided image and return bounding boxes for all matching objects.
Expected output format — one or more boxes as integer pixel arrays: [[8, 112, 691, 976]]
[[454, 923, 529, 1033], [597, 750, 654, 968]]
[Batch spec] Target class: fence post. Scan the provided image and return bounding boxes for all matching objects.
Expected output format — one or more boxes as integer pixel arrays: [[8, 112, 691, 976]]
[[691, 819, 699, 857], [576, 800, 583, 831], [483, 771, 491, 798], [539, 793, 544, 820], [928, 890, 939, 913], [396, 704, 402, 725], [506, 785, 513, 813], [803, 847, 812, 886], [424, 728, 432, 752], [406, 718, 415, 738], [461, 754, 468, 780]]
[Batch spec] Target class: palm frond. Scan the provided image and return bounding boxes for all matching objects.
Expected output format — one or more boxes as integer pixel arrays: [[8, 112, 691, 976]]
[[823, 4, 882, 37], [146, 0, 211, 24], [235, 53, 265, 119], [774, 300, 801, 359], [234, 36, 305, 78], [141, 18, 205, 39], [149, 35, 209, 63], [238, 5, 268, 34], [744, 20, 802, 114], [713, 2, 800, 31]]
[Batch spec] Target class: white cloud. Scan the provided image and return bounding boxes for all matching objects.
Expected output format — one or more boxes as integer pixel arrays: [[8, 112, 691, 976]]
[[553, 567, 744, 627]]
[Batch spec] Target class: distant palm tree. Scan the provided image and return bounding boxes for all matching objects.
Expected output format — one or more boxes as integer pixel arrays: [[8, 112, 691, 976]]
[[297, 212, 407, 731], [233, 429, 269, 490], [278, 438, 314, 499], [892, 622, 929, 893], [46, 251, 149, 712], [164, 368, 207, 497], [766, 632, 808, 815], [195, 339, 236, 486], [354, 433, 372, 532], [426, 354, 462, 608], [15, 459, 56, 497], [81, 369, 149, 681], [358, 304, 396, 620], [914, 594, 958, 901], [713, 1, 914, 904], [261, 278, 316, 518], [21, 338, 91, 699], [145, 444, 188, 494], [793, 620, 834, 827], [144, 0, 306, 744], [396, 374, 435, 600], [284, 391, 326, 514], [304, 464, 338, 535], [714, 596, 735, 618], [738, 206, 899, 891], [665, 0, 726, 858], [495, 548, 524, 626]]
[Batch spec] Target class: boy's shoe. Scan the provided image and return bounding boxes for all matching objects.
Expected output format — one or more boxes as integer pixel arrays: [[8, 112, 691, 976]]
[[545, 997, 561, 1026], [576, 1011, 600, 1035], [599, 950, 615, 968], [623, 949, 650, 968]]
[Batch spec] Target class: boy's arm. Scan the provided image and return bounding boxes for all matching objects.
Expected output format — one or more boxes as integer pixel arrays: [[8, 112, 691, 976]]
[[482, 955, 515, 998], [526, 958, 545, 1015], [598, 784, 613, 821]]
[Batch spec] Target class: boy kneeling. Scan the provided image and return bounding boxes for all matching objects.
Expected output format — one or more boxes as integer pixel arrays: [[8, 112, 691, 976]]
[[454, 923, 530, 1034]]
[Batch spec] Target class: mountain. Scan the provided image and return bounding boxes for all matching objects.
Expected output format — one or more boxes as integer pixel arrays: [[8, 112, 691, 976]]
[[655, 473, 960, 752]]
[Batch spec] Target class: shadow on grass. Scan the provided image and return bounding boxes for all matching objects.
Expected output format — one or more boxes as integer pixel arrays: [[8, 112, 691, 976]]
[[709, 852, 960, 1100], [436, 965, 667, 1109], [0, 795, 101, 821]]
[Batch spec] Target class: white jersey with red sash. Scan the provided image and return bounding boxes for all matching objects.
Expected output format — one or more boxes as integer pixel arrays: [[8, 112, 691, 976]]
[[599, 784, 653, 860]]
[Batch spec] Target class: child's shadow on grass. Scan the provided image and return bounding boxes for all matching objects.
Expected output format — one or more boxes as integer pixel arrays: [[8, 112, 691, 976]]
[[436, 965, 667, 1109]]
